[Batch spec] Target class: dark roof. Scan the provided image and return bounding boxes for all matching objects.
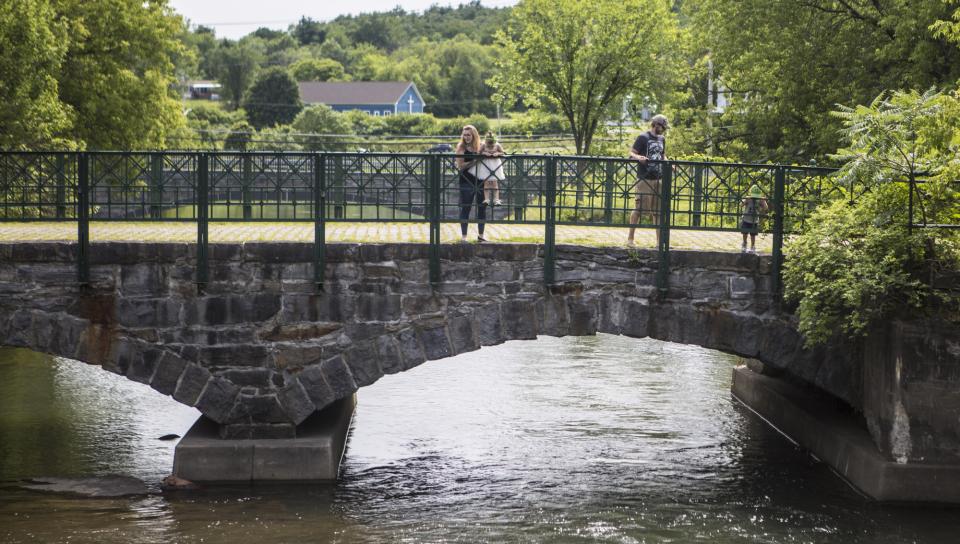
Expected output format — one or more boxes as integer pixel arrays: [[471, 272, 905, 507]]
[[298, 81, 418, 105]]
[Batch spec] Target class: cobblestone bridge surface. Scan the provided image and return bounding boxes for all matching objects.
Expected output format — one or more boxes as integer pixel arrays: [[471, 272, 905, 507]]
[[1, 239, 852, 440], [0, 222, 772, 252]]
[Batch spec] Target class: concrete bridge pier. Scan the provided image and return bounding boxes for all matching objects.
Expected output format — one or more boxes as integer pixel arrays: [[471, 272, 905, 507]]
[[174, 395, 356, 482]]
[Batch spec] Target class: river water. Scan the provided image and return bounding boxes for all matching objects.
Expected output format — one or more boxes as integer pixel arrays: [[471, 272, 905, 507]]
[[1, 336, 957, 543]]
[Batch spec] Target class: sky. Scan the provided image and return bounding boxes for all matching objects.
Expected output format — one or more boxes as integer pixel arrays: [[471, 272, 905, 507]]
[[168, 0, 519, 40]]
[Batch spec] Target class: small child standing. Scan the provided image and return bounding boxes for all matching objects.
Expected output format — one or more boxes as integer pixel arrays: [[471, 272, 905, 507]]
[[740, 184, 769, 253], [478, 132, 506, 205]]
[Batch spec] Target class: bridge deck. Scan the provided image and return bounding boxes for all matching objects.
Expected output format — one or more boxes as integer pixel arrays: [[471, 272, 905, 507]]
[[0, 222, 772, 252]]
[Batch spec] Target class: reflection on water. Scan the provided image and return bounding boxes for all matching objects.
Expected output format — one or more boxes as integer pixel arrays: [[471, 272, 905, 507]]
[[1, 336, 958, 543]]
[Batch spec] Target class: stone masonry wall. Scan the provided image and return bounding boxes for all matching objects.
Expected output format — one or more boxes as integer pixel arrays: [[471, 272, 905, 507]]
[[1, 242, 842, 439]]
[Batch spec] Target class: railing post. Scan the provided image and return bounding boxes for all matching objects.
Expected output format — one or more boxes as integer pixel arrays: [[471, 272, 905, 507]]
[[603, 159, 615, 224], [655, 161, 672, 295], [77, 153, 89, 285], [544, 156, 557, 285], [692, 164, 704, 227], [333, 155, 345, 219], [242, 154, 253, 220], [56, 154, 67, 219], [150, 153, 163, 218], [197, 153, 209, 291], [771, 165, 786, 303], [428, 154, 441, 285], [314, 153, 326, 291]]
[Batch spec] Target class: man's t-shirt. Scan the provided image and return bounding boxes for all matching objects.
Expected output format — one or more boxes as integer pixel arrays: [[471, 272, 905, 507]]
[[632, 131, 666, 179]]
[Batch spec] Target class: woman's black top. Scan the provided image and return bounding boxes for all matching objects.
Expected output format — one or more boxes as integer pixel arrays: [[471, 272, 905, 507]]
[[459, 147, 478, 175]]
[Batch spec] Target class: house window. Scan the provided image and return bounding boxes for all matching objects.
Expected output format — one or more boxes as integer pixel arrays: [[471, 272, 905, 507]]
[[383, 110, 391, 116], [373, 111, 381, 116]]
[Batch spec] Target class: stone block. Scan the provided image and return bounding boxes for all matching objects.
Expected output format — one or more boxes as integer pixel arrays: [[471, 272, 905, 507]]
[[375, 335, 404, 374], [361, 262, 401, 280], [418, 325, 452, 360], [119, 264, 166, 296], [17, 263, 77, 285], [217, 368, 276, 388], [298, 363, 337, 409], [395, 328, 425, 369], [227, 393, 290, 425], [183, 293, 282, 326], [274, 344, 325, 370], [537, 296, 569, 337], [126, 346, 160, 385], [243, 242, 313, 263], [567, 297, 598, 336], [482, 263, 520, 282], [321, 356, 357, 399], [280, 263, 312, 281], [448, 314, 479, 355], [116, 298, 181, 328], [173, 364, 212, 406], [194, 377, 241, 424], [343, 341, 383, 387], [473, 304, 504, 346], [278, 379, 316, 425], [150, 351, 189, 396], [402, 294, 444, 317], [356, 293, 402, 322], [501, 299, 539, 340], [620, 298, 650, 338], [596, 294, 623, 335], [281, 293, 352, 323], [588, 267, 637, 284], [197, 344, 271, 368]]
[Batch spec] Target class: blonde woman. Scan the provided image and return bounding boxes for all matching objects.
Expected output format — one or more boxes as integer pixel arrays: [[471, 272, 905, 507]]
[[456, 125, 487, 242]]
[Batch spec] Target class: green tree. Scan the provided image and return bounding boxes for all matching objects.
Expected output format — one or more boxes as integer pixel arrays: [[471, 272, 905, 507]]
[[290, 58, 345, 82], [0, 0, 73, 149], [291, 104, 353, 150], [55, 0, 187, 149], [210, 39, 263, 109], [341, 109, 387, 135], [292, 16, 327, 45], [784, 89, 960, 346], [224, 120, 254, 151], [686, 0, 960, 162], [243, 67, 303, 129], [492, 0, 679, 154]]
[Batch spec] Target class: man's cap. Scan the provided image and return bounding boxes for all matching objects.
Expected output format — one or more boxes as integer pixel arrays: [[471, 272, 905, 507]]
[[748, 184, 763, 198], [651, 114, 669, 128]]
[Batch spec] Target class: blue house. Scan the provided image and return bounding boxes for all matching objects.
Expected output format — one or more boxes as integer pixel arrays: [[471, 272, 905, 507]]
[[298, 81, 425, 115]]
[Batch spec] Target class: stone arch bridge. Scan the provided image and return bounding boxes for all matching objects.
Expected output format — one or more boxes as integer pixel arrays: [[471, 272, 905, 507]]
[[2, 241, 957, 502], [0, 241, 842, 437]]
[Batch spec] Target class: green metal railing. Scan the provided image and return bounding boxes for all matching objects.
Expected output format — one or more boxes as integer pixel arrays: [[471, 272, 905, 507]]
[[2, 151, 851, 298]]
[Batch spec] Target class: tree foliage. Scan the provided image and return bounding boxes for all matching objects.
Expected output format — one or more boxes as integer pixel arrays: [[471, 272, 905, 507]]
[[210, 39, 262, 108], [55, 0, 187, 149], [784, 89, 960, 346], [291, 104, 353, 150], [290, 58, 345, 82], [243, 67, 302, 129], [685, 0, 960, 162], [0, 0, 73, 149], [492, 0, 679, 154]]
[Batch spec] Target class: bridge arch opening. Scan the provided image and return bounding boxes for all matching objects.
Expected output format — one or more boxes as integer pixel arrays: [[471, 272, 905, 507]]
[[340, 334, 850, 513]]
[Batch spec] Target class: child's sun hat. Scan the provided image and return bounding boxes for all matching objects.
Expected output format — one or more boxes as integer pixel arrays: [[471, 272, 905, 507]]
[[748, 184, 763, 199]]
